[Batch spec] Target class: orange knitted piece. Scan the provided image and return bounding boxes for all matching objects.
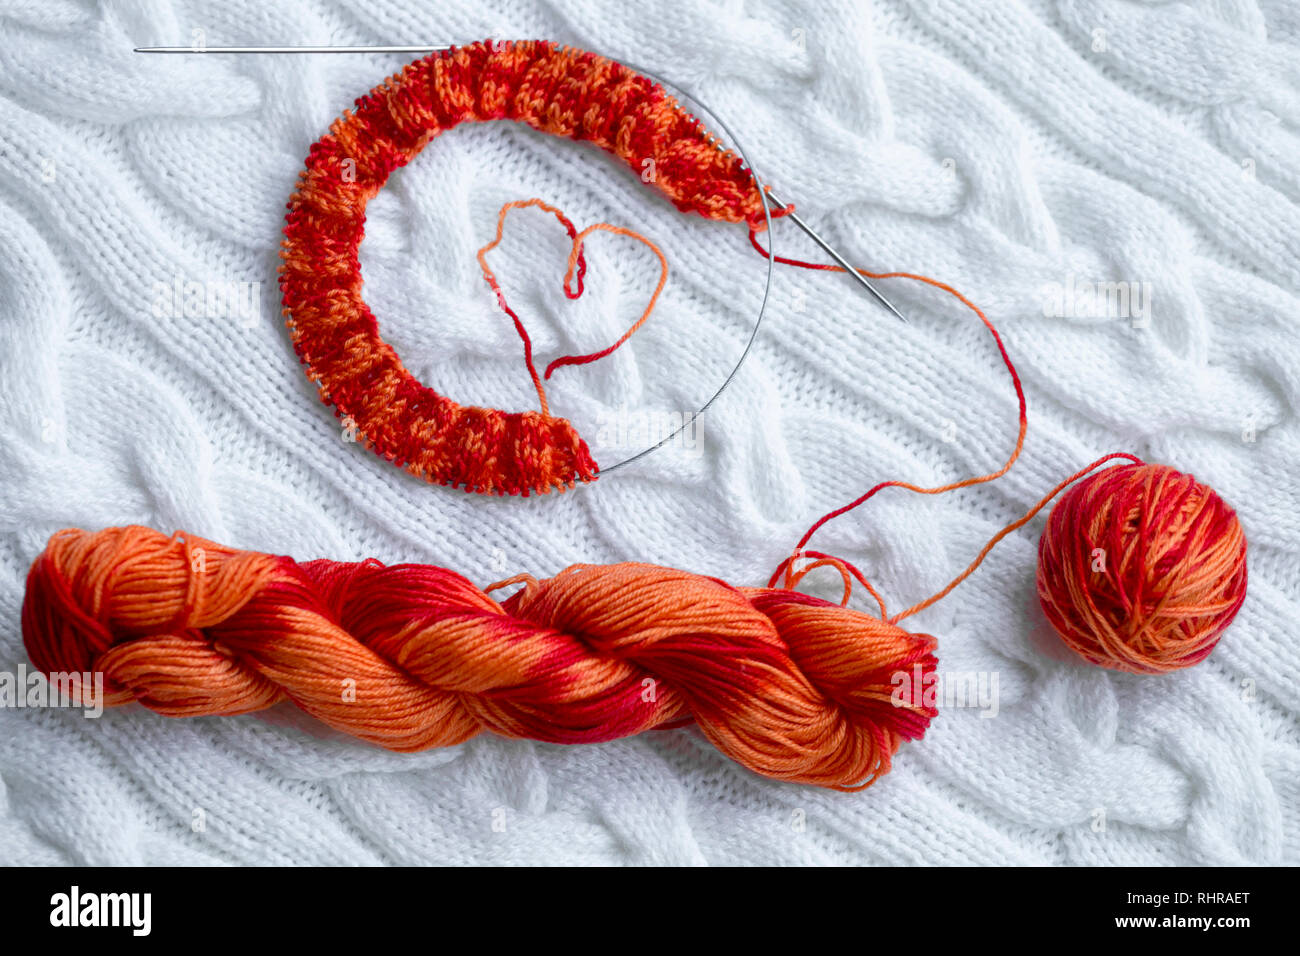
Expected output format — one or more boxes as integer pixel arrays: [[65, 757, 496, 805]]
[[279, 40, 777, 497]]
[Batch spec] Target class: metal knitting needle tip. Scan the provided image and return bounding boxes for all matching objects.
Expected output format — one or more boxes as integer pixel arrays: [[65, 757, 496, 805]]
[[766, 191, 908, 324], [133, 45, 453, 54]]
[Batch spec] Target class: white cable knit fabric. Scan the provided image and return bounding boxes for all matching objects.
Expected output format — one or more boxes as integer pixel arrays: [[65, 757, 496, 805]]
[[0, 0, 1296, 866]]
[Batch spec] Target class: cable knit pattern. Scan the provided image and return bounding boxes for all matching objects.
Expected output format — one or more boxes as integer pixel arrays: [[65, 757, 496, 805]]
[[0, 0, 1296, 865]]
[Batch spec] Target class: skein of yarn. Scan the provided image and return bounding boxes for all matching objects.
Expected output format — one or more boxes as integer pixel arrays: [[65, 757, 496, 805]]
[[21, 525, 937, 790]]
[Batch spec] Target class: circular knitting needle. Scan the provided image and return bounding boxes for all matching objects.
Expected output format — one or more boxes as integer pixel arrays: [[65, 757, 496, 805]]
[[135, 43, 910, 324]]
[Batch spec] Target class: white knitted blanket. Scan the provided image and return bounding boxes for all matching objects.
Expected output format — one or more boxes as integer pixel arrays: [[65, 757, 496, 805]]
[[1, 0, 1296, 866]]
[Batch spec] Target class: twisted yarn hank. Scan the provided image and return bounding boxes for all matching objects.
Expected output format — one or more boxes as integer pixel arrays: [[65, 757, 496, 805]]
[[22, 525, 937, 790]]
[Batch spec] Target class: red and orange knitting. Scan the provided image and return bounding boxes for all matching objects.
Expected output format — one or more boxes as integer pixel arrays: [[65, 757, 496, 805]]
[[279, 39, 781, 496]]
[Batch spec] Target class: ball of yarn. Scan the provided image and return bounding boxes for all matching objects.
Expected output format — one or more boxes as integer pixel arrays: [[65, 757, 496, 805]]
[[1036, 463, 1247, 674], [22, 526, 939, 790]]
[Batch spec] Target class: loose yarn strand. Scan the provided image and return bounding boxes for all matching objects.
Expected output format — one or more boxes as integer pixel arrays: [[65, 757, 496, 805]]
[[891, 452, 1143, 623], [475, 198, 669, 416], [542, 220, 669, 379], [755, 238, 1028, 611], [751, 235, 1246, 673], [475, 199, 572, 415]]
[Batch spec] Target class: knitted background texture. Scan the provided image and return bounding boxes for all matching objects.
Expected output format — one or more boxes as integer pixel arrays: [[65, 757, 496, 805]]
[[1, 0, 1297, 865]]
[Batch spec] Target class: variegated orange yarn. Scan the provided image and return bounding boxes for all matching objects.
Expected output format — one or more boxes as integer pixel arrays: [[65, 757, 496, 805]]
[[279, 39, 781, 497], [474, 198, 669, 418], [22, 525, 937, 790]]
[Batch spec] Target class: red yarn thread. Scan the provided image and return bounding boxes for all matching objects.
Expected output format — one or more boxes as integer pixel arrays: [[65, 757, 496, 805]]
[[473, 197, 670, 417]]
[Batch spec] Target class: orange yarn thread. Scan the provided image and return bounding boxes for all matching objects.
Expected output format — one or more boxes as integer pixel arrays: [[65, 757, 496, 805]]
[[474, 197, 669, 418]]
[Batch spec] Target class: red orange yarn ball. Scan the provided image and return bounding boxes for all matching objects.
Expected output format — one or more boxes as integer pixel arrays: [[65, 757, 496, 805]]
[[1036, 462, 1248, 675]]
